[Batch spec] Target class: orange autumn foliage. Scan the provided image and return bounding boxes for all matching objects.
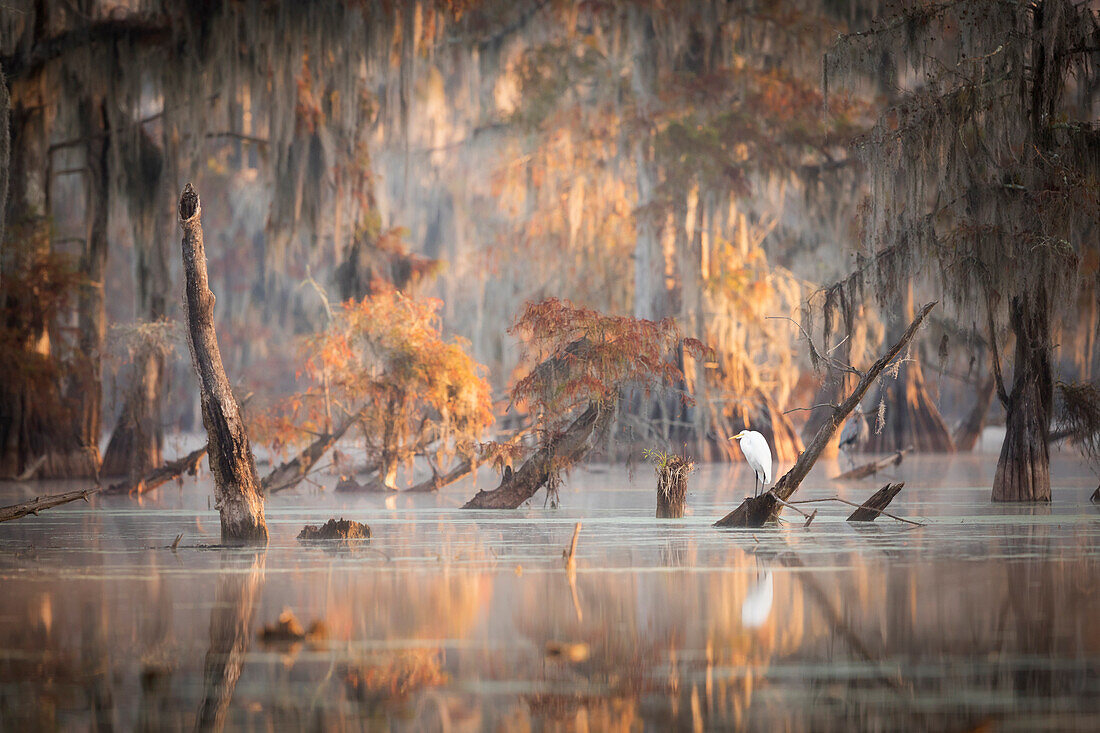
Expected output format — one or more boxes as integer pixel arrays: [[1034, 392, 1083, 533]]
[[509, 298, 709, 433], [254, 287, 493, 471]]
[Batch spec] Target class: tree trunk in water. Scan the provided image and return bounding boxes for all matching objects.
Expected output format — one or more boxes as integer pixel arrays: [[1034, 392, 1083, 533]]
[[179, 184, 268, 543], [953, 373, 996, 451], [464, 400, 615, 509], [866, 287, 954, 453], [992, 293, 1052, 502]]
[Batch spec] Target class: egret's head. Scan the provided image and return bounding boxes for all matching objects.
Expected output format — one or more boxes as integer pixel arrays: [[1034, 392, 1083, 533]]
[[731, 430, 748, 441]]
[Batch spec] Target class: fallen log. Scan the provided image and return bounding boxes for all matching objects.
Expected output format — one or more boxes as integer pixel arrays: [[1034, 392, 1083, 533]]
[[463, 400, 615, 509], [832, 448, 910, 481], [406, 458, 475, 493], [847, 482, 905, 521], [103, 445, 207, 496], [716, 302, 937, 528], [0, 487, 99, 522], [262, 410, 361, 494], [179, 183, 267, 543]]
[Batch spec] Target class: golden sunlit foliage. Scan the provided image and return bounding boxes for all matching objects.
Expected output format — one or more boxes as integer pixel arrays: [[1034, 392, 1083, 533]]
[[510, 298, 708, 428], [253, 286, 493, 485]]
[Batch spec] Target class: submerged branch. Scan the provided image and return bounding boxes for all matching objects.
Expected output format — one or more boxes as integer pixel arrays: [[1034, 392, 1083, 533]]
[[0, 487, 99, 522]]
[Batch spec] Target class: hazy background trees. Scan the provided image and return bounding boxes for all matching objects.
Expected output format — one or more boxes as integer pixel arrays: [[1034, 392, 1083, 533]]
[[1, 0, 1097, 501]]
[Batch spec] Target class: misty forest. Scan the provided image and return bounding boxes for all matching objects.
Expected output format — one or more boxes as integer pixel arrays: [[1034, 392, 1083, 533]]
[[0, 0, 1098, 730]]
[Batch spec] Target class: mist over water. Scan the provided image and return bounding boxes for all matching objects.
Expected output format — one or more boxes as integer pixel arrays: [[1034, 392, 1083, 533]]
[[1, 452, 1097, 730]]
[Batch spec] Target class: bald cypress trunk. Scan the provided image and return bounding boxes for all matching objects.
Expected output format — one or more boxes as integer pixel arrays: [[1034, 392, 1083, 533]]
[[992, 292, 1052, 502], [179, 184, 268, 543], [102, 130, 170, 478], [70, 98, 110, 473]]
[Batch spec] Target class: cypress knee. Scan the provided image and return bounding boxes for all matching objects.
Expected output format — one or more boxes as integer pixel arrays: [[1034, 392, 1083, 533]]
[[179, 184, 268, 543]]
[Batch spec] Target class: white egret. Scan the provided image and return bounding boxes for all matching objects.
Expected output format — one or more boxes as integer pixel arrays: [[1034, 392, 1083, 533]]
[[731, 430, 772, 497], [838, 403, 869, 468]]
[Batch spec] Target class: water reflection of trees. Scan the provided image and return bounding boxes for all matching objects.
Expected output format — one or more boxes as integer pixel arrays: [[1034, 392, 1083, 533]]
[[1, 514, 1098, 730]]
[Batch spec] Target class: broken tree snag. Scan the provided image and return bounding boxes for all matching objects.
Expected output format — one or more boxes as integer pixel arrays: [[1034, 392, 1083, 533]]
[[715, 302, 937, 528], [262, 410, 361, 494], [655, 455, 695, 519], [0, 487, 99, 522], [832, 448, 910, 481], [103, 445, 207, 496], [847, 482, 905, 522], [179, 184, 268, 543], [297, 518, 371, 541], [463, 400, 615, 509]]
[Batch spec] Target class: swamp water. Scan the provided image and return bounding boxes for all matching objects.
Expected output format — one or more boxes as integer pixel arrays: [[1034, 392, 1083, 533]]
[[0, 452, 1098, 731]]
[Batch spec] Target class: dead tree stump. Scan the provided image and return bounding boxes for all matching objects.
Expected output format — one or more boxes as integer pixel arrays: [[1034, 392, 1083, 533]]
[[847, 482, 905, 521], [179, 184, 267, 544], [655, 455, 694, 518]]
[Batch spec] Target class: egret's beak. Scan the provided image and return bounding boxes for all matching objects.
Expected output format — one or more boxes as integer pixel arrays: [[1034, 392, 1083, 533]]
[[731, 431, 746, 441]]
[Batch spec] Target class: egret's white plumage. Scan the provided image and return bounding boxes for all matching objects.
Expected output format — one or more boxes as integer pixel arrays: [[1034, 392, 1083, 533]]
[[732, 429, 772, 496]]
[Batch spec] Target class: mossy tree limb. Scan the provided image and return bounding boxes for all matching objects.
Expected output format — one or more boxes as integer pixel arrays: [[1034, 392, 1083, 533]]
[[179, 184, 267, 543], [463, 400, 615, 509]]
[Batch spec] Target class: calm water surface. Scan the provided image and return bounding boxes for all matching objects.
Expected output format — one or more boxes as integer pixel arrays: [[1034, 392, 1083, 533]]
[[1, 450, 1098, 731]]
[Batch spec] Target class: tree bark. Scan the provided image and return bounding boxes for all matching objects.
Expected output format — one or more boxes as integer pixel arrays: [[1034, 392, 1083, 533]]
[[0, 486, 99, 522], [992, 291, 1053, 502], [847, 482, 905, 521], [716, 302, 936, 528], [463, 400, 615, 509], [0, 61, 9, 251], [70, 98, 110, 472], [953, 373, 996, 451], [179, 184, 268, 542]]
